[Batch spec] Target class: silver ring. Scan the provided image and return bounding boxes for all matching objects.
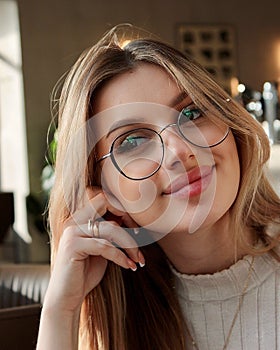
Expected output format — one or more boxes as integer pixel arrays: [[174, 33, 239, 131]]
[[88, 219, 100, 238]]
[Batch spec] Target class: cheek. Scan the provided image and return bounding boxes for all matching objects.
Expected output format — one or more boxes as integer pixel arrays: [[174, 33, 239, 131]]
[[215, 134, 240, 207], [228, 151, 240, 201], [100, 162, 160, 215], [226, 134, 240, 188]]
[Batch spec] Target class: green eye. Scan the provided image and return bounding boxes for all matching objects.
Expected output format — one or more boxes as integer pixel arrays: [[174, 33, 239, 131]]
[[181, 107, 202, 120], [115, 132, 152, 155], [120, 136, 146, 151]]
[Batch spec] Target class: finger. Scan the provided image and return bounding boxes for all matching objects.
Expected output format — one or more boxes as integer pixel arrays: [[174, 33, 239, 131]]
[[67, 235, 138, 271], [68, 189, 139, 232], [69, 187, 130, 227], [66, 192, 107, 227], [99, 221, 145, 264], [77, 221, 145, 265]]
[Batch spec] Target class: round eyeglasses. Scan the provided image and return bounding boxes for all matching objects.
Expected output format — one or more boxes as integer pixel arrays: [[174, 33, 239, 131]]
[[96, 106, 229, 180]]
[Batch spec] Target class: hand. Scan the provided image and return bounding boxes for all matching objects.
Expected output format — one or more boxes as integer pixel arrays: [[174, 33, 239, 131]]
[[43, 186, 145, 314]]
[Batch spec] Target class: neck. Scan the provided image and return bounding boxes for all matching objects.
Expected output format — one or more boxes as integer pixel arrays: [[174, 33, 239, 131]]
[[158, 213, 252, 275]]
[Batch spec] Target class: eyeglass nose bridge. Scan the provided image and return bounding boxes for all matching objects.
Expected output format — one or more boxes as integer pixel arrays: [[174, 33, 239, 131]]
[[158, 122, 178, 136], [159, 121, 192, 146], [158, 120, 209, 151], [158, 121, 197, 157]]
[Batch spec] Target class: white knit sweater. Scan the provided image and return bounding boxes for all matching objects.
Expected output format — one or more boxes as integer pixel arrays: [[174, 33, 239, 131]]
[[171, 253, 280, 350]]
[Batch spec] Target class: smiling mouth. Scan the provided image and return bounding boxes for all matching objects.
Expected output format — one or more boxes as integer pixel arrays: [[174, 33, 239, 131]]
[[162, 165, 214, 198]]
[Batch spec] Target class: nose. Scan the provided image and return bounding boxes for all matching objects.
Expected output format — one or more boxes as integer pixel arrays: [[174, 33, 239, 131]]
[[160, 124, 196, 170]]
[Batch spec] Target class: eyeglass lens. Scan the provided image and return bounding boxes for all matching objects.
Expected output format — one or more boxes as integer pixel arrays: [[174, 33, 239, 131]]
[[112, 128, 163, 179], [111, 109, 228, 180]]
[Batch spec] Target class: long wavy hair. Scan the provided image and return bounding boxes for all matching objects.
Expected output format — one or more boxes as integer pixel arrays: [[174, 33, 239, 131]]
[[48, 24, 280, 349]]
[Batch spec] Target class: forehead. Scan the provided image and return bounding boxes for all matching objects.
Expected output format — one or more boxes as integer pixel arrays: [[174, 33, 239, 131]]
[[93, 62, 181, 113], [91, 63, 190, 138]]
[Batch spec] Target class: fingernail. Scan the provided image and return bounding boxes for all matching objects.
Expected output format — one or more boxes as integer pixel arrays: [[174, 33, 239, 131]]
[[138, 250, 145, 267], [128, 260, 137, 271], [133, 227, 140, 235]]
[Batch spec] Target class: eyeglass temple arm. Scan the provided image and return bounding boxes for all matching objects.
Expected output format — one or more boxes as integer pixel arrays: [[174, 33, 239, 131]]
[[96, 152, 111, 163]]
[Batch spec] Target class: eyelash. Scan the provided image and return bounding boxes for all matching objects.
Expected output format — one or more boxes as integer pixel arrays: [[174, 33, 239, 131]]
[[180, 106, 202, 120]]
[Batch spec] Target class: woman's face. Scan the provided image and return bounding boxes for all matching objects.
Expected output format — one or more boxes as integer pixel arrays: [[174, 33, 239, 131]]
[[92, 63, 240, 239]]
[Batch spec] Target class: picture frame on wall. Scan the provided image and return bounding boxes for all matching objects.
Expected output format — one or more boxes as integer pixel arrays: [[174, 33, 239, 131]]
[[176, 23, 238, 94]]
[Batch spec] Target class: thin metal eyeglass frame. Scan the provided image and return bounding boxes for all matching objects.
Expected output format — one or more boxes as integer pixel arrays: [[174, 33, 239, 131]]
[[96, 111, 230, 180]]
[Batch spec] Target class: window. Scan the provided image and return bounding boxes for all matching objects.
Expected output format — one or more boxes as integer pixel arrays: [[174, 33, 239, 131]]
[[0, 0, 30, 243]]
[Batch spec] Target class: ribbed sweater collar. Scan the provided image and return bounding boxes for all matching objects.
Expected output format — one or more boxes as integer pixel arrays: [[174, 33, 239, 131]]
[[170, 253, 280, 302]]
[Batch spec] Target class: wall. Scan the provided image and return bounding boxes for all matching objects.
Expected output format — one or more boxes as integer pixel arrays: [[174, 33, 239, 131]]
[[16, 0, 280, 196]]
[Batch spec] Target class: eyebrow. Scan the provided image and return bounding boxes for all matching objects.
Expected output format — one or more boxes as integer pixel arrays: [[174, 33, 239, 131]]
[[106, 118, 145, 139], [168, 91, 189, 107], [105, 92, 189, 139]]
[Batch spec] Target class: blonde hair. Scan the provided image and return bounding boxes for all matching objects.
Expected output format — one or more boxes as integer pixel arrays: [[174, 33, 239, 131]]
[[49, 24, 280, 349]]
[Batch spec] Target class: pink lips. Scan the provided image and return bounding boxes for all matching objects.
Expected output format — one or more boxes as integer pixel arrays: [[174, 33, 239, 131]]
[[163, 165, 214, 198]]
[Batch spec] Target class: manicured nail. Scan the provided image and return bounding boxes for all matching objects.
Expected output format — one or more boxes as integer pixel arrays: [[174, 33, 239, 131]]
[[138, 250, 145, 267], [128, 259, 137, 271], [133, 227, 140, 235]]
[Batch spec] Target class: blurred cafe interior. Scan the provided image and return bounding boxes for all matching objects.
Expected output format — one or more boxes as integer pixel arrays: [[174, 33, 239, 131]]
[[0, 0, 280, 348]]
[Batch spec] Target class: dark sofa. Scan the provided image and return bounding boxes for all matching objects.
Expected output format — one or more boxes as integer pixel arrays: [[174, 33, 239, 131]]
[[0, 264, 50, 350]]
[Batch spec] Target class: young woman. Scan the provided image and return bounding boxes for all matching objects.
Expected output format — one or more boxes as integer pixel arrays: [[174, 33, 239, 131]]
[[37, 25, 280, 350]]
